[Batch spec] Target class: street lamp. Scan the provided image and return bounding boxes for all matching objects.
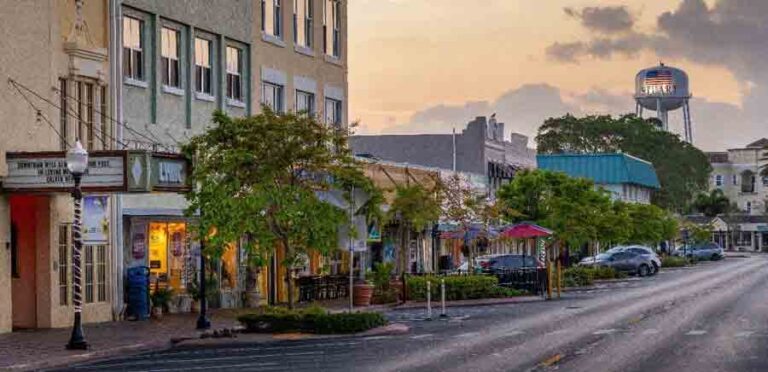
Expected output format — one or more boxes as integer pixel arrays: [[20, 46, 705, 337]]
[[66, 140, 89, 350]]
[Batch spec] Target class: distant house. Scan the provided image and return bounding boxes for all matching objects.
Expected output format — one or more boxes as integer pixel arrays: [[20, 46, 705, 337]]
[[706, 138, 768, 215], [685, 214, 768, 252], [537, 153, 660, 204]]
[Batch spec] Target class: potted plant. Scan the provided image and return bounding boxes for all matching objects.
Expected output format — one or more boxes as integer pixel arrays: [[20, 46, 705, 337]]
[[150, 287, 173, 318], [353, 278, 375, 307]]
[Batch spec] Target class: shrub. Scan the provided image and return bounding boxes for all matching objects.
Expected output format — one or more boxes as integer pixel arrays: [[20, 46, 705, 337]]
[[405, 275, 522, 301], [238, 307, 387, 334], [590, 266, 626, 280], [563, 267, 594, 287], [662, 256, 687, 268], [312, 312, 388, 334]]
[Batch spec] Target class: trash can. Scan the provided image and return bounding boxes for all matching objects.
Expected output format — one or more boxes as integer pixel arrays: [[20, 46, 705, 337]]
[[126, 266, 150, 320]]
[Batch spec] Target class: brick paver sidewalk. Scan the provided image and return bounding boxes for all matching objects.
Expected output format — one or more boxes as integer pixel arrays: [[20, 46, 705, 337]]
[[0, 312, 239, 371]]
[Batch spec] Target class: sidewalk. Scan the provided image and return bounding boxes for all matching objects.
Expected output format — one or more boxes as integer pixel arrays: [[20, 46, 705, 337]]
[[0, 312, 239, 371]]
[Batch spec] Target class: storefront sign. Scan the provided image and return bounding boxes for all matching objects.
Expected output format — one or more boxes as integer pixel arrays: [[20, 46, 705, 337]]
[[151, 154, 190, 192], [3, 151, 127, 193], [83, 195, 109, 242], [3, 150, 191, 194]]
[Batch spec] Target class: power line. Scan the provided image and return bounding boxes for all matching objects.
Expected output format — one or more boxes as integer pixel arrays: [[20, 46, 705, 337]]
[[8, 79, 71, 149], [48, 82, 173, 151], [10, 78, 173, 151]]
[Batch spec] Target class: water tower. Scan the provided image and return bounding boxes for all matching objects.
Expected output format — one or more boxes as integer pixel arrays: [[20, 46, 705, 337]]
[[634, 63, 693, 143]]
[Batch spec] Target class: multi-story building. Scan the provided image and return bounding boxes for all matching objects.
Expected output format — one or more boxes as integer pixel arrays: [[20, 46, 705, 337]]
[[707, 138, 768, 215], [350, 116, 536, 196], [0, 0, 117, 333], [537, 153, 660, 205], [116, 0, 348, 309]]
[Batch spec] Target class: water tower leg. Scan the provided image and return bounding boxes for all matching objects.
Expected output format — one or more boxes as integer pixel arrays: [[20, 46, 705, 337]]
[[683, 100, 693, 143], [656, 98, 665, 130]]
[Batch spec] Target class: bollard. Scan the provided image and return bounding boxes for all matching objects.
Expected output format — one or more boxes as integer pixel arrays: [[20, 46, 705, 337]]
[[440, 278, 447, 318], [426, 280, 433, 320]]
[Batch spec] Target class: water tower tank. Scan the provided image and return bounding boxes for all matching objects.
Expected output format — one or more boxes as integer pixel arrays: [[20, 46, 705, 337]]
[[633, 63, 693, 143]]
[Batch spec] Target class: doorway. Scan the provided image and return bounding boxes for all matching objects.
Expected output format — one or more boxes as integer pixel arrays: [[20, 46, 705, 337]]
[[10, 195, 47, 329]]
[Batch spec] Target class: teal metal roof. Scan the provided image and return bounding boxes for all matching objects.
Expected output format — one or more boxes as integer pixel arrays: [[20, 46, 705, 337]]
[[536, 153, 660, 189]]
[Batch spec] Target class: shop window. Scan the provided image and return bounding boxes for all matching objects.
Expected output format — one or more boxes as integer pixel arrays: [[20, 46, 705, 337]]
[[58, 224, 71, 305], [148, 222, 188, 292], [84, 244, 106, 303], [221, 243, 238, 290]]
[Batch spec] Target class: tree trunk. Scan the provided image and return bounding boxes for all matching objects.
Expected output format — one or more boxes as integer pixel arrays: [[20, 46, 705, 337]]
[[404, 225, 411, 274], [284, 241, 295, 309]]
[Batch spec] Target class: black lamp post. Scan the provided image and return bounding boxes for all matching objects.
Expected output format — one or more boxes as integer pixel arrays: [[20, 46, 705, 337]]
[[66, 140, 89, 350]]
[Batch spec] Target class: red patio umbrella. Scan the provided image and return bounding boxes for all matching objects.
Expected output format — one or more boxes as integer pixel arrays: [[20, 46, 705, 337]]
[[501, 222, 553, 239]]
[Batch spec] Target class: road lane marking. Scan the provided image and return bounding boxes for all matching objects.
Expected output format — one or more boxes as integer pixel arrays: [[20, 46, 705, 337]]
[[74, 352, 322, 370], [593, 329, 617, 335], [455, 332, 481, 338], [146, 362, 280, 372], [363, 336, 394, 341], [686, 330, 707, 336], [642, 329, 660, 335], [735, 331, 755, 338], [411, 334, 434, 339]]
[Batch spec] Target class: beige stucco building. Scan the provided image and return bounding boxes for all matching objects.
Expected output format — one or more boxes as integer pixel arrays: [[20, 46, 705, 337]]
[[707, 138, 768, 215], [0, 0, 117, 333]]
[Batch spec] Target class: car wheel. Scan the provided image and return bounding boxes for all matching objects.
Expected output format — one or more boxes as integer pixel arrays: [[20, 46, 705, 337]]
[[651, 263, 659, 275], [711, 254, 720, 261], [638, 264, 650, 277]]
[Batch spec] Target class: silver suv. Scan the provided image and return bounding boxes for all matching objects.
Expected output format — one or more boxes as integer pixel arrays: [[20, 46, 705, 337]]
[[579, 250, 657, 277], [674, 242, 724, 261]]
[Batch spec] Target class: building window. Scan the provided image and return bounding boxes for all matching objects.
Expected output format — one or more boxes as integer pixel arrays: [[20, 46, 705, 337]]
[[325, 97, 342, 126], [741, 170, 756, 193], [323, 0, 340, 57], [715, 174, 723, 187], [85, 244, 107, 303], [194, 38, 212, 95], [58, 224, 71, 306], [226, 46, 243, 102], [763, 175, 768, 187], [294, 0, 313, 47], [59, 78, 68, 150], [161, 27, 181, 88], [262, 0, 282, 37], [100, 86, 108, 149], [732, 174, 738, 185], [123, 16, 144, 80], [262, 82, 283, 112], [296, 90, 315, 115], [75, 82, 95, 150]]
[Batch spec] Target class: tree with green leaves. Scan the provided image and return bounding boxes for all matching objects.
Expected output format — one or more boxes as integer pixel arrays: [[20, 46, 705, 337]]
[[386, 184, 441, 274], [692, 189, 731, 217], [536, 114, 712, 212], [183, 109, 379, 308]]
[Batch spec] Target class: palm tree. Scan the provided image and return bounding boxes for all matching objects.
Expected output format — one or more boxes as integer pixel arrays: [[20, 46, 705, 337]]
[[692, 189, 731, 217]]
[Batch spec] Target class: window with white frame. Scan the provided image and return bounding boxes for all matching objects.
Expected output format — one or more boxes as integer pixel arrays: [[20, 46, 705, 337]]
[[226, 46, 243, 102], [294, 0, 313, 47], [58, 224, 71, 306], [715, 174, 723, 187], [296, 90, 315, 115], [323, 0, 340, 57], [123, 16, 144, 80], [262, 82, 283, 112], [325, 97, 342, 126], [84, 244, 107, 303], [161, 27, 181, 88], [194, 37, 212, 95], [262, 0, 282, 37], [75, 81, 96, 151]]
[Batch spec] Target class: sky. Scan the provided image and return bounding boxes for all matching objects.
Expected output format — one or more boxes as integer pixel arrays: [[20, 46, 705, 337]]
[[347, 0, 766, 151]]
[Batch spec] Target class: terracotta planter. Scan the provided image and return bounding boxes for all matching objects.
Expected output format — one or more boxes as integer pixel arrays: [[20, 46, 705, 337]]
[[151, 306, 163, 319], [353, 283, 374, 307]]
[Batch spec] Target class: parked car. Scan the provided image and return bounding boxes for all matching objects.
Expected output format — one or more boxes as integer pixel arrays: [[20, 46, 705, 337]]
[[454, 255, 500, 273], [606, 245, 662, 274], [578, 250, 656, 277], [674, 242, 725, 261], [484, 254, 545, 271]]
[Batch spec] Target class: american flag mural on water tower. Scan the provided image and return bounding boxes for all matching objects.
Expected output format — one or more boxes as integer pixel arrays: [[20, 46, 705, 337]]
[[643, 69, 676, 95]]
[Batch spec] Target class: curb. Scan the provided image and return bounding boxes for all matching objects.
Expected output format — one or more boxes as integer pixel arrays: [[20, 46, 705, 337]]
[[390, 296, 544, 311], [171, 322, 411, 349]]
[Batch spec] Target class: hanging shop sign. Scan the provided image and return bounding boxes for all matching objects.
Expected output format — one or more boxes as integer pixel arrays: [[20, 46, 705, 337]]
[[3, 150, 190, 193], [131, 221, 148, 260]]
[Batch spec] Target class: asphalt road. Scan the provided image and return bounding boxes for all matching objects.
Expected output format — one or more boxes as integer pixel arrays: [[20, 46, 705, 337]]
[[58, 254, 768, 372]]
